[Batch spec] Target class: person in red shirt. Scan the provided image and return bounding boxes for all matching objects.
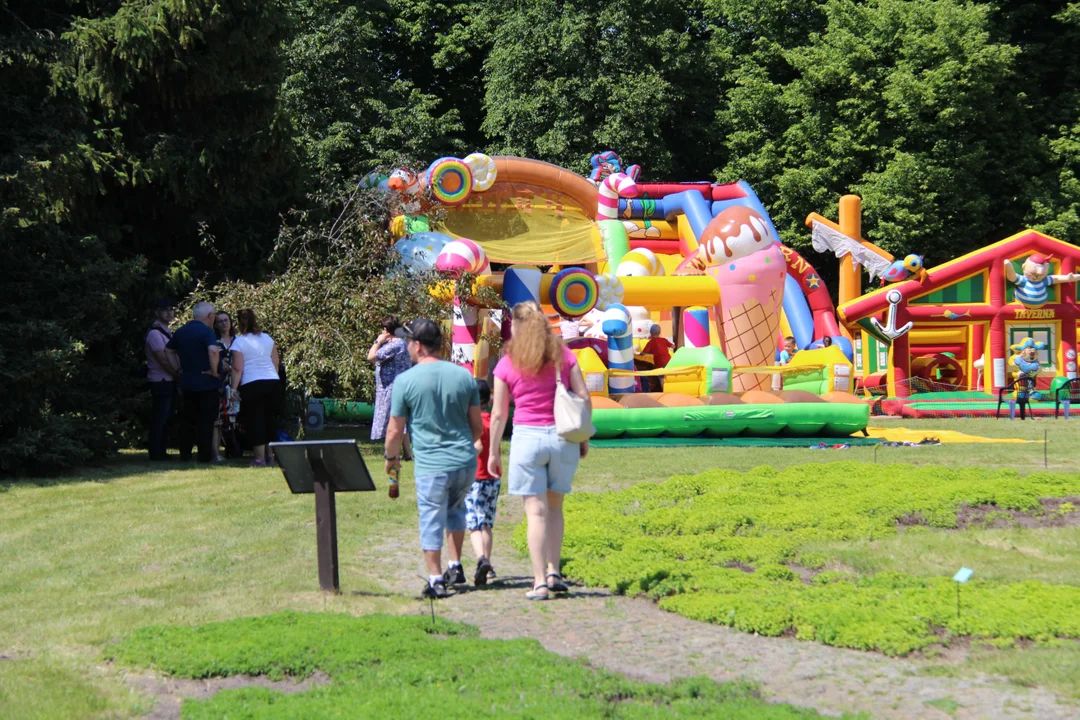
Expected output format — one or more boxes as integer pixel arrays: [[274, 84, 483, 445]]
[[464, 379, 500, 586], [641, 324, 674, 391]]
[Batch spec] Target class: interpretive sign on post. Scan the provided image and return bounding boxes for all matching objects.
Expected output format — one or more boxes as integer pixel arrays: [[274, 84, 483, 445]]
[[269, 440, 376, 592]]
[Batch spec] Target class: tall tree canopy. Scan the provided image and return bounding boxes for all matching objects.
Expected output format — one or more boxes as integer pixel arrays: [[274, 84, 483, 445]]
[[6, 0, 1080, 473]]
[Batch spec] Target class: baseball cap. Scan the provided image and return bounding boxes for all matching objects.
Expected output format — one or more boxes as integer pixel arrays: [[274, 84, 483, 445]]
[[155, 298, 175, 309], [402, 318, 442, 346], [1029, 253, 1054, 265]]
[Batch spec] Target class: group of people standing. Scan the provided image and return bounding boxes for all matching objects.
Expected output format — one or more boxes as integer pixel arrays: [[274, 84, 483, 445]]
[[144, 300, 282, 466], [381, 301, 590, 601]]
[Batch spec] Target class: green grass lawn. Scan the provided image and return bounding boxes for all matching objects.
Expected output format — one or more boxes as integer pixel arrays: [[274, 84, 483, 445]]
[[1, 417, 1078, 717]]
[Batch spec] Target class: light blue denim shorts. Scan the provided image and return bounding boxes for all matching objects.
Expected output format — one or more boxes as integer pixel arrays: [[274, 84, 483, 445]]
[[507, 424, 579, 496], [414, 461, 476, 551]]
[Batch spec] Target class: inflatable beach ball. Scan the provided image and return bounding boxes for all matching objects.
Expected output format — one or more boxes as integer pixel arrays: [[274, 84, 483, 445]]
[[393, 231, 451, 273]]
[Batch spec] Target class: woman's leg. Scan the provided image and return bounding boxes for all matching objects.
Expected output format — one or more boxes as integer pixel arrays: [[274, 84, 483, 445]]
[[523, 494, 549, 589], [242, 382, 267, 462], [545, 490, 564, 575]]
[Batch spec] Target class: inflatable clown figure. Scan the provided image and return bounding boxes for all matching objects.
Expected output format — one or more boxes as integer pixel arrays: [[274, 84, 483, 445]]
[[1004, 253, 1080, 309]]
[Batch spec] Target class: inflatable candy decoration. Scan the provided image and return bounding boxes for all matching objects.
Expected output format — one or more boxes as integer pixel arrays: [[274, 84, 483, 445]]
[[463, 153, 498, 192], [596, 172, 639, 220], [359, 171, 388, 190], [435, 238, 490, 372], [683, 307, 711, 348], [589, 150, 624, 182], [435, 238, 490, 276], [549, 268, 599, 319], [393, 231, 451, 273], [426, 157, 473, 206], [595, 273, 625, 311], [388, 168, 421, 194], [698, 206, 786, 392], [602, 303, 637, 394], [615, 247, 665, 277]]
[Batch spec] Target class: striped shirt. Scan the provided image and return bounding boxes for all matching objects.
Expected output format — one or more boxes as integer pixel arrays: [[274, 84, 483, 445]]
[[1013, 275, 1053, 307]]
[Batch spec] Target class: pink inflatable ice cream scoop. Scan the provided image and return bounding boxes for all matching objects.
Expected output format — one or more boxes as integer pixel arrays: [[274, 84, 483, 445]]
[[698, 207, 786, 392]]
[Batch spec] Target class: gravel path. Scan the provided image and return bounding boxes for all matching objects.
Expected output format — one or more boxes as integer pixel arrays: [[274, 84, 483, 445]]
[[360, 500, 1077, 720]]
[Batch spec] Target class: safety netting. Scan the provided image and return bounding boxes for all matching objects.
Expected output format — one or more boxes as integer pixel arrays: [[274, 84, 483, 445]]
[[862, 378, 1069, 418], [442, 181, 600, 265]]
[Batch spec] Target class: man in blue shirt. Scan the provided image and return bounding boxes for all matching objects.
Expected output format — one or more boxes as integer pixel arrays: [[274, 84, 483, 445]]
[[166, 301, 221, 463], [385, 318, 482, 599]]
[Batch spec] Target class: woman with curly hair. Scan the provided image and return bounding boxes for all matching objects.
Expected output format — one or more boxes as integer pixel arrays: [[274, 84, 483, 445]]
[[486, 300, 591, 600]]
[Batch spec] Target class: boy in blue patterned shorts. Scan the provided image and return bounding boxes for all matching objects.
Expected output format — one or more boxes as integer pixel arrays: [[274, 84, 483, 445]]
[[466, 380, 500, 586]]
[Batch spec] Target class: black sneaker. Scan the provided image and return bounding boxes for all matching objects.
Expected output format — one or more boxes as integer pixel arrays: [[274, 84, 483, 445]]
[[474, 558, 494, 587], [422, 579, 449, 599], [444, 564, 467, 585]]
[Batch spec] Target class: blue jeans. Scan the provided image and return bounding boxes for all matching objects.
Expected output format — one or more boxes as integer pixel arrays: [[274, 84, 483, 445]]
[[148, 380, 176, 460], [415, 461, 477, 551]]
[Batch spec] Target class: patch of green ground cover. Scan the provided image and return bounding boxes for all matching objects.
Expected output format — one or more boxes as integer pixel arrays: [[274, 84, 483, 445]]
[[534, 463, 1080, 656], [107, 611, 828, 719]]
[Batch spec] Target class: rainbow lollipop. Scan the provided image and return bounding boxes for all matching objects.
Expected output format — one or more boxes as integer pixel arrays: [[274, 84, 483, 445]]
[[549, 268, 599, 319]]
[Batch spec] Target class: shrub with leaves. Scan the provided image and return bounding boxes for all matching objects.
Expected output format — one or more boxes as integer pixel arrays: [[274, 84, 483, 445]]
[[202, 174, 500, 400]]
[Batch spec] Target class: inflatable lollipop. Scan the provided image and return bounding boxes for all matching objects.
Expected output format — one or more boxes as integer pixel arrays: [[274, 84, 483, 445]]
[[549, 268, 599, 319], [426, 157, 473, 206], [463, 153, 497, 192]]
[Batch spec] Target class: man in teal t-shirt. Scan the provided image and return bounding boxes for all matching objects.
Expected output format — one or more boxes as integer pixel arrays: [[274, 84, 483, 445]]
[[385, 318, 482, 600]]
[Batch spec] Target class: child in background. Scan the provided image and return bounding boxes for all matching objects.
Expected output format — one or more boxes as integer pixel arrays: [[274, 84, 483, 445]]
[[779, 336, 797, 365], [466, 379, 500, 586], [641, 324, 674, 391], [774, 336, 798, 391]]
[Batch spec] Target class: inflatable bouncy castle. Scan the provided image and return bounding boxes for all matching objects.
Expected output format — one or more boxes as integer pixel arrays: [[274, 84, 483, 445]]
[[377, 153, 869, 438]]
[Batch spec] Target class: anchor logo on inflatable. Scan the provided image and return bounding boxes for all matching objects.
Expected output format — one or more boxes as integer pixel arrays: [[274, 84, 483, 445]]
[[871, 289, 913, 341]]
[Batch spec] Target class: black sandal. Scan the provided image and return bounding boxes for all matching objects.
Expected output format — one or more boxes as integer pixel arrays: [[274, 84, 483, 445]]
[[526, 584, 549, 601], [546, 573, 569, 593]]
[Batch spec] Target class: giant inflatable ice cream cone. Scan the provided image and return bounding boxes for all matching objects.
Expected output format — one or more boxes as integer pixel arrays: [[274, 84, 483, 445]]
[[698, 207, 786, 392]]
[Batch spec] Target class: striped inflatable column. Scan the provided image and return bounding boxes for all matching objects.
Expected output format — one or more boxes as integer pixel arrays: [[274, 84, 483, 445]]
[[683, 306, 711, 348], [602, 303, 637, 394], [434, 239, 490, 374], [451, 303, 479, 370], [597, 173, 639, 220], [501, 264, 543, 341]]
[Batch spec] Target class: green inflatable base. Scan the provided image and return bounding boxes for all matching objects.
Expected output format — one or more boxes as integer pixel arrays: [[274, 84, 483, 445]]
[[319, 399, 375, 422], [591, 403, 870, 439]]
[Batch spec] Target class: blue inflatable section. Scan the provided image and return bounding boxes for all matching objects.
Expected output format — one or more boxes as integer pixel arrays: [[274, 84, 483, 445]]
[[782, 273, 815, 350]]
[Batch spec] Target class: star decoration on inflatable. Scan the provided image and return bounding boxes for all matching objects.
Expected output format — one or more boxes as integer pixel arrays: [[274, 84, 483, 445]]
[[805, 273, 821, 289]]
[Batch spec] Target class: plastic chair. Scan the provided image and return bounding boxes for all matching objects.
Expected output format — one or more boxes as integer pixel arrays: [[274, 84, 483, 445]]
[[1054, 377, 1080, 418], [996, 377, 1037, 419]]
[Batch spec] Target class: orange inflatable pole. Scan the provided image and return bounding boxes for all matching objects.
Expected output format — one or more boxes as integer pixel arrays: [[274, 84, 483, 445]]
[[837, 195, 861, 341]]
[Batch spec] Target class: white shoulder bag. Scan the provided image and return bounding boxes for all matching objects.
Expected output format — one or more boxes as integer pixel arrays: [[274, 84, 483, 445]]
[[554, 364, 595, 443]]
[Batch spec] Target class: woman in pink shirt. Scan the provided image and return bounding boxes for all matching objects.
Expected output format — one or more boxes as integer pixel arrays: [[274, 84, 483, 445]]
[[488, 301, 591, 600]]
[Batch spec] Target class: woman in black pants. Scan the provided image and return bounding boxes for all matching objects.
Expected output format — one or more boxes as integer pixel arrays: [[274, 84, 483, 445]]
[[230, 309, 281, 467]]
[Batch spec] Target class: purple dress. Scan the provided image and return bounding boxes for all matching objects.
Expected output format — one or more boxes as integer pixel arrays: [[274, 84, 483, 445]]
[[371, 338, 411, 440]]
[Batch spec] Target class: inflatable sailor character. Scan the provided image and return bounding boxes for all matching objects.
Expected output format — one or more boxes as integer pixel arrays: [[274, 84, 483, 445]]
[[1004, 254, 1080, 308]]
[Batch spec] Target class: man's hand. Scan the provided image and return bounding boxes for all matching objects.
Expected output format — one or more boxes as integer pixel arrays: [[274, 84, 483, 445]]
[[385, 457, 401, 476], [580, 439, 589, 459]]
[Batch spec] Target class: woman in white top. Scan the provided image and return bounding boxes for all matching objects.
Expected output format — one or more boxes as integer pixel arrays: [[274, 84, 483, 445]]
[[230, 309, 280, 467]]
